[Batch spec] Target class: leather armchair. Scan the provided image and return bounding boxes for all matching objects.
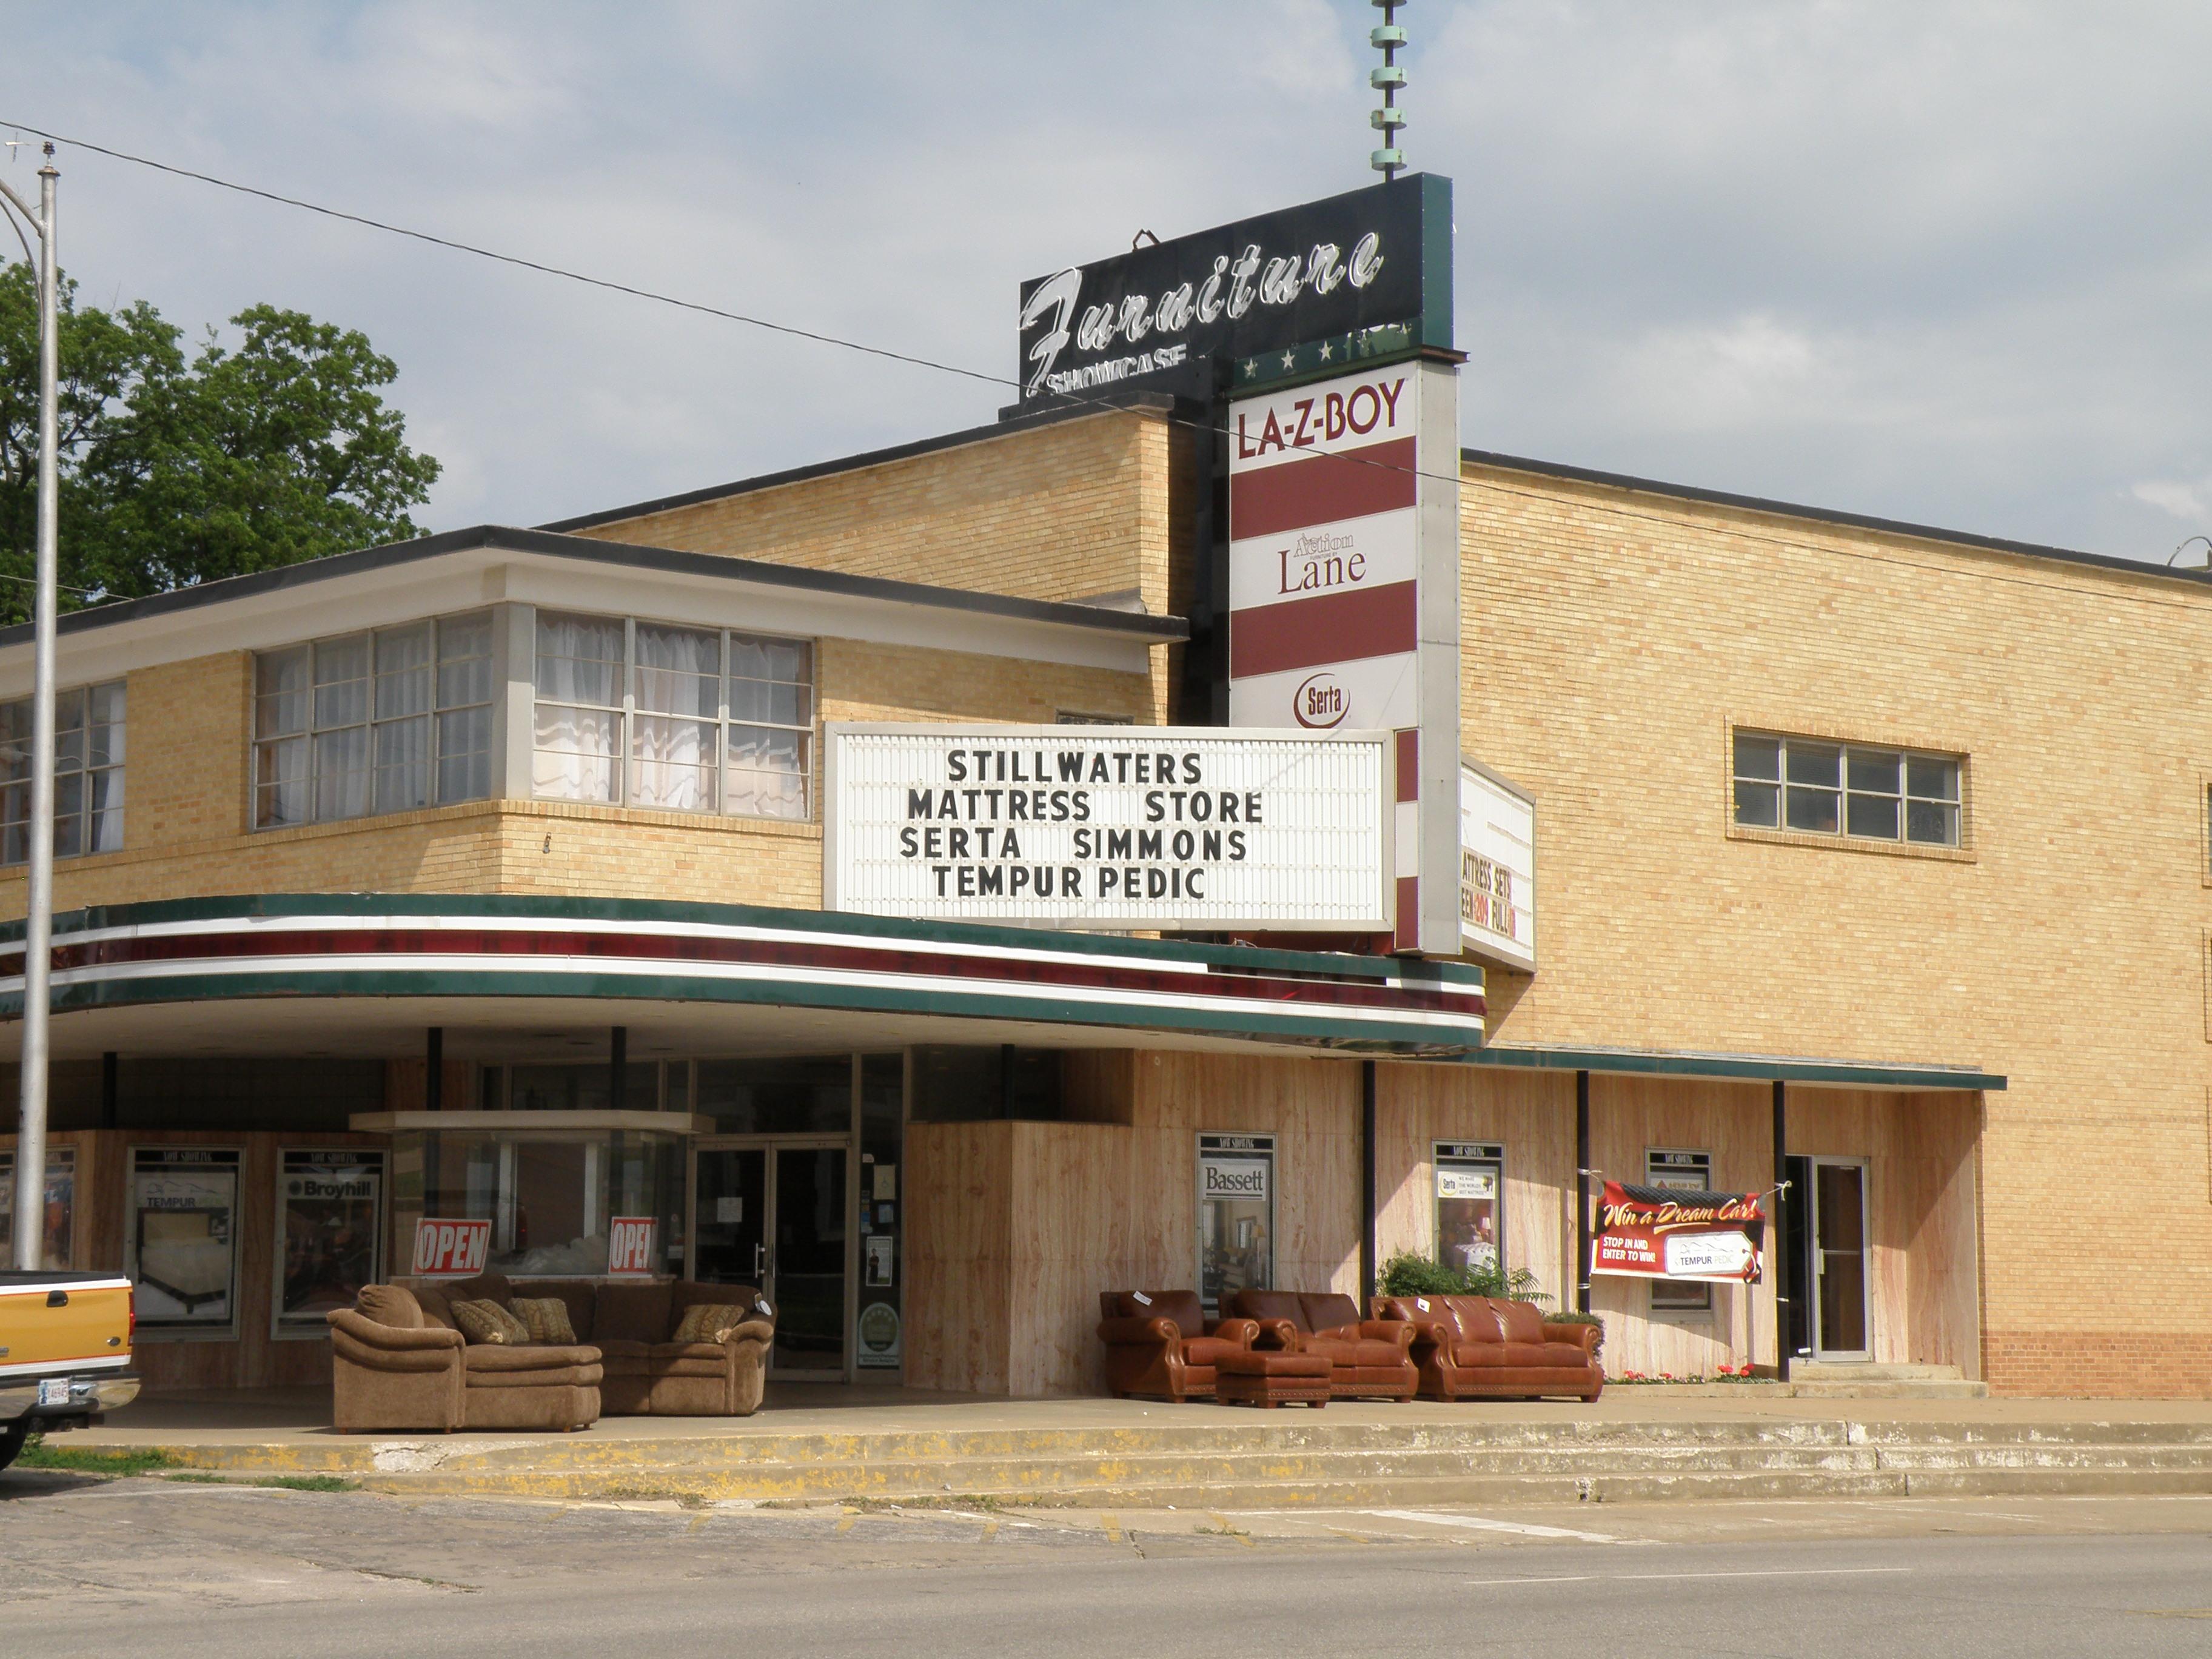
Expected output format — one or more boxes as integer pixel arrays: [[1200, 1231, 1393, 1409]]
[[1227, 1291, 1418, 1400], [1096, 1291, 1259, 1401]]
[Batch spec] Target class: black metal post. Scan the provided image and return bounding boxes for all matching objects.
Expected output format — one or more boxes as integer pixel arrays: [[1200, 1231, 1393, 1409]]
[[609, 1027, 628, 1112], [99, 1050, 117, 1130], [425, 1027, 443, 1113], [1575, 1069, 1592, 1313], [1359, 1060, 1378, 1307], [1772, 1078, 1790, 1382]]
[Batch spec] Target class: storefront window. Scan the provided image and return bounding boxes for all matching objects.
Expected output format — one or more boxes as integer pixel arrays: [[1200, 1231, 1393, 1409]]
[[275, 1149, 386, 1337], [1647, 1148, 1715, 1314], [1434, 1141, 1503, 1277], [698, 1056, 853, 1134], [1198, 1132, 1275, 1315], [389, 1122, 686, 1279], [856, 1053, 904, 1372], [0, 1146, 76, 1268], [129, 1147, 243, 1336]]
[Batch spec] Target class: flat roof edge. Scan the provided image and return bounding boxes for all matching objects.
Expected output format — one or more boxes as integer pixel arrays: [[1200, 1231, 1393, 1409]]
[[1461, 447, 2205, 594], [1467, 1042, 2003, 1091]]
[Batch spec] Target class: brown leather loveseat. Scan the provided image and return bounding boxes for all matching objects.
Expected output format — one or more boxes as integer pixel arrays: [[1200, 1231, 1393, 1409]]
[[329, 1273, 776, 1432], [1370, 1295, 1603, 1402], [1226, 1290, 1419, 1400], [1096, 1290, 1260, 1401]]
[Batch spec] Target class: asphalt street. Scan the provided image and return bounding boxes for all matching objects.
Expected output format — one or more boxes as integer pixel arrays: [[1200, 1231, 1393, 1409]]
[[3, 1473, 2208, 1658]]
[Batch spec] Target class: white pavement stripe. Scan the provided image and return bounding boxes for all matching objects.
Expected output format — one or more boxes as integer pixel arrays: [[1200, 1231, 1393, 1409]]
[[1466, 1567, 1915, 1586], [1362, 1509, 1631, 1544]]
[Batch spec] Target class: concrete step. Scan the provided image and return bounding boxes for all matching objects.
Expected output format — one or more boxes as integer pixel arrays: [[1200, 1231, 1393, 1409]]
[[1789, 1362, 1967, 1382]]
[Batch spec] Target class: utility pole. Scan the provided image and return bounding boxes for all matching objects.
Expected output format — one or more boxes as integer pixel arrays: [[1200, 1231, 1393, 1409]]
[[1370, 1, 1408, 179], [2, 145, 59, 1271]]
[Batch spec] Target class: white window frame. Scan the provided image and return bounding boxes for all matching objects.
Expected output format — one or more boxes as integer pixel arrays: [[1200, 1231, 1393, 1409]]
[[1732, 729, 1961, 848], [1, 677, 126, 864]]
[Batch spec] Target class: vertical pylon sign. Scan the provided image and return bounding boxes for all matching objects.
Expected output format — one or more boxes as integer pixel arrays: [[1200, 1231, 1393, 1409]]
[[1228, 358, 1461, 953]]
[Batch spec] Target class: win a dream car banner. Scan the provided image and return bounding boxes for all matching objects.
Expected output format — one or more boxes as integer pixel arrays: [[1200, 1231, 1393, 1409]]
[[1591, 1182, 1767, 1284]]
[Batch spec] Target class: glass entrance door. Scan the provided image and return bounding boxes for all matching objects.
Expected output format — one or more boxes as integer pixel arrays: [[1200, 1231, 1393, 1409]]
[[1811, 1159, 1870, 1359], [690, 1141, 848, 1378]]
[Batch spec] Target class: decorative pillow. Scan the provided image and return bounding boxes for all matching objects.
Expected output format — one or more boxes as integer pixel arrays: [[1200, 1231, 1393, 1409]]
[[508, 1296, 578, 1346], [451, 1298, 531, 1346], [671, 1301, 751, 1344]]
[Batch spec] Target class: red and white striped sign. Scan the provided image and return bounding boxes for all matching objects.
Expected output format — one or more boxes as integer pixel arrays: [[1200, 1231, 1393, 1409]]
[[606, 1216, 659, 1278], [1227, 360, 1461, 951], [411, 1218, 491, 1279]]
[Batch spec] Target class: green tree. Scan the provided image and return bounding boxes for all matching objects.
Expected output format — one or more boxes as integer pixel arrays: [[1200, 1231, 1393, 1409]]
[[0, 264, 438, 624]]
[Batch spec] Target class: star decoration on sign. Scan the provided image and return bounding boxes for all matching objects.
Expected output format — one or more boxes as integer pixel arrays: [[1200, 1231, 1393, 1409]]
[[1242, 358, 1257, 375], [1318, 341, 1334, 361], [1281, 350, 1296, 369]]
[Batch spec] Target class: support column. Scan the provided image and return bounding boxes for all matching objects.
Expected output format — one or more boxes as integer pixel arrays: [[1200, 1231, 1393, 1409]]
[[1772, 1078, 1790, 1382], [426, 1028, 444, 1113], [1575, 1069, 1592, 1314], [610, 1027, 628, 1112], [1359, 1059, 1378, 1306]]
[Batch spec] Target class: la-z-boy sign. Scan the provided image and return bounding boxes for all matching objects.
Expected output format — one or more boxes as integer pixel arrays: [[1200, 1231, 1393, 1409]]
[[823, 724, 1390, 930]]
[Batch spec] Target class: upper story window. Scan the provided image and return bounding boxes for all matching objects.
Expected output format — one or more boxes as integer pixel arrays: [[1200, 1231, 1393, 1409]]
[[533, 612, 812, 820], [0, 680, 126, 863], [254, 613, 494, 830], [1733, 729, 1962, 848]]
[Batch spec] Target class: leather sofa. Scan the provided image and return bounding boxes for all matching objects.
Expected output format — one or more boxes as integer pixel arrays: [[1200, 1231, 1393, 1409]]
[[1370, 1295, 1603, 1402], [327, 1273, 776, 1432], [1096, 1291, 1259, 1401], [1227, 1290, 1419, 1400]]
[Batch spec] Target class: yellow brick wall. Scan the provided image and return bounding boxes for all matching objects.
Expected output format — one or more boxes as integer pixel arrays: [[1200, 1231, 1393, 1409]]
[[0, 633, 1153, 920], [1460, 458, 2212, 1393]]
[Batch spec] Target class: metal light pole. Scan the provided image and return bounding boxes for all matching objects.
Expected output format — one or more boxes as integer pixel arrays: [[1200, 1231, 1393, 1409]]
[[2, 146, 59, 1270]]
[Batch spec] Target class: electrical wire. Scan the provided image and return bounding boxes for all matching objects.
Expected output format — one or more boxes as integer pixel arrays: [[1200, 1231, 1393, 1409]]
[[6, 117, 2208, 618]]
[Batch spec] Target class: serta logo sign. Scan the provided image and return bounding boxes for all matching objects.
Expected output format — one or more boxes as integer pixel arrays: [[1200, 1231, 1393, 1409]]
[[1294, 672, 1347, 729]]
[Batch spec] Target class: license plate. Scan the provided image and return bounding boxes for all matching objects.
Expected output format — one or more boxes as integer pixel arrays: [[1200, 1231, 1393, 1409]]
[[37, 1378, 71, 1407]]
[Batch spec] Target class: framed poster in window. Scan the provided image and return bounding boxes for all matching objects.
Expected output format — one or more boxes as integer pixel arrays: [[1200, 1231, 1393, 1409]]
[[129, 1146, 243, 1338], [1433, 1141, 1504, 1278], [273, 1149, 386, 1339], [0, 1145, 76, 1269], [1198, 1133, 1275, 1315], [1646, 1148, 1715, 1315]]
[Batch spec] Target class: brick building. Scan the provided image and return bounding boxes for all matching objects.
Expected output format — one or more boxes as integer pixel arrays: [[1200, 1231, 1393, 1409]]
[[0, 387, 2199, 1401]]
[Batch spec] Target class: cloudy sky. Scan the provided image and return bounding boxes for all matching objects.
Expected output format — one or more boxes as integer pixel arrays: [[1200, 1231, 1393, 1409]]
[[5, 1, 2208, 561]]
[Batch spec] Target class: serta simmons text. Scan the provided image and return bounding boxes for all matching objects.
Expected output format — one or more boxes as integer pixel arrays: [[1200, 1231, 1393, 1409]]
[[825, 726, 1391, 930]]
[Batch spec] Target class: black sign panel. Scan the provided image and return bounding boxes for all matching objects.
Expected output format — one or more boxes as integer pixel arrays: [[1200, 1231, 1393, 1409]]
[[1017, 174, 1450, 404]]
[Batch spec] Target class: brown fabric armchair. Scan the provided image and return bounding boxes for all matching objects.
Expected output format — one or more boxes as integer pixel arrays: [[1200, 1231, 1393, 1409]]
[[1370, 1294, 1603, 1402], [1227, 1290, 1418, 1400], [329, 1290, 600, 1432], [1096, 1291, 1259, 1401]]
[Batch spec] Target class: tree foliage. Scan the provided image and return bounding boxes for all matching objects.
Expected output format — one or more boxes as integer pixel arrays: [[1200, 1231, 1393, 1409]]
[[0, 263, 438, 624]]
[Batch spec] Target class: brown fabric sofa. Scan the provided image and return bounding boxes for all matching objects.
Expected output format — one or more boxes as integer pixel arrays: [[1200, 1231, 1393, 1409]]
[[1096, 1291, 1260, 1401], [1227, 1290, 1419, 1400], [329, 1274, 775, 1432], [1370, 1295, 1603, 1402]]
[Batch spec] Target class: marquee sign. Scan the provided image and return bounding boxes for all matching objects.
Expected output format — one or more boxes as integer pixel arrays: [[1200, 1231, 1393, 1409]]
[[1460, 759, 1535, 971], [823, 723, 1390, 930], [1016, 175, 1451, 404]]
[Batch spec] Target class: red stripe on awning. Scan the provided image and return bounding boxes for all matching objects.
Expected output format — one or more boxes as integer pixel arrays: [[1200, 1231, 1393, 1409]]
[[1230, 436, 1418, 540], [1228, 581, 1418, 679]]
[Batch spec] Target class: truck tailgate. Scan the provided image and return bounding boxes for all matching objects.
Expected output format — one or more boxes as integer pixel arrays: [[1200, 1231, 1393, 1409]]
[[0, 1275, 133, 1380]]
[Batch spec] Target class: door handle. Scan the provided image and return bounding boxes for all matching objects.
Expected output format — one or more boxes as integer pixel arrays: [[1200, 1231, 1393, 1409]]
[[753, 1241, 766, 1282]]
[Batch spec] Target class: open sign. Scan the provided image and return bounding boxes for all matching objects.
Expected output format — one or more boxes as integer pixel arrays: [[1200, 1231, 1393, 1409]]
[[411, 1218, 491, 1278], [606, 1217, 658, 1278]]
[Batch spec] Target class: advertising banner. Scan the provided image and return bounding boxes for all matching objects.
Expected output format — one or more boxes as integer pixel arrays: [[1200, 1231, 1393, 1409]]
[[1198, 1132, 1275, 1315], [1433, 1141, 1503, 1278], [129, 1147, 242, 1332], [0, 1147, 75, 1270], [1590, 1181, 1766, 1285], [606, 1216, 659, 1279], [411, 1217, 492, 1279], [275, 1149, 384, 1336], [824, 724, 1389, 929]]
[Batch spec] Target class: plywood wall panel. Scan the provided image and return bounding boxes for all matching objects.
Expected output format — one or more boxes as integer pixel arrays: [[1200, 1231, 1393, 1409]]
[[905, 1121, 1013, 1393]]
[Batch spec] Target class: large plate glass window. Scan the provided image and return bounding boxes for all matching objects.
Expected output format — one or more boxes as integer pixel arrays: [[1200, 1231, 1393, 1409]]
[[255, 614, 494, 828], [1197, 1132, 1275, 1315], [1433, 1141, 1503, 1277], [274, 1149, 386, 1339], [129, 1147, 243, 1336], [1732, 730, 1960, 848], [0, 1145, 76, 1267], [1, 679, 125, 863], [1646, 1148, 1714, 1315]]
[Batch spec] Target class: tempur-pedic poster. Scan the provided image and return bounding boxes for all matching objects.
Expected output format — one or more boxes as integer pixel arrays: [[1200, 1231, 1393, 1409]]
[[129, 1146, 243, 1333]]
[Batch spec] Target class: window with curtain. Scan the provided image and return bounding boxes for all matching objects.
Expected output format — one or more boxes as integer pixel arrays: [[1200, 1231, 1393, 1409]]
[[254, 612, 495, 829], [532, 612, 812, 820], [1, 679, 126, 864]]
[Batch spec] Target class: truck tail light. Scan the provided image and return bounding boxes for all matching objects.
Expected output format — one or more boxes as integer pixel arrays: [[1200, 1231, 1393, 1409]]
[[127, 1285, 136, 1347]]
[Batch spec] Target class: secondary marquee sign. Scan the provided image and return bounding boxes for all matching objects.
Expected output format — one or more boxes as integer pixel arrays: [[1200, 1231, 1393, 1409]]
[[1459, 759, 1535, 971], [824, 723, 1390, 930]]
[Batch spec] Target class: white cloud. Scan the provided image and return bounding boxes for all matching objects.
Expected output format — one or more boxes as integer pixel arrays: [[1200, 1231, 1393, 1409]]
[[2130, 480, 2210, 523]]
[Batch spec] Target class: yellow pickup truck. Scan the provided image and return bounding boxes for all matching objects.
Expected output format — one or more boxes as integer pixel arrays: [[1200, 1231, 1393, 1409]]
[[0, 1270, 139, 1469]]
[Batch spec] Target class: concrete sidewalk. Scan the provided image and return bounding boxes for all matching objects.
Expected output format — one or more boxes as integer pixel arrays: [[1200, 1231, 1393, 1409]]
[[42, 1384, 2212, 1509]]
